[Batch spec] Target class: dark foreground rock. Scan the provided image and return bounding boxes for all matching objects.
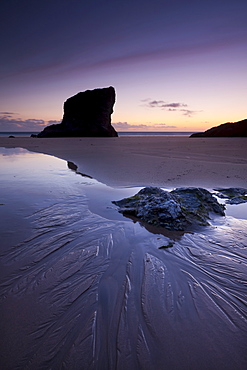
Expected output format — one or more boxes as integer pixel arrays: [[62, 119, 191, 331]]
[[113, 187, 225, 231], [190, 118, 247, 137], [37, 86, 118, 137], [214, 187, 247, 204]]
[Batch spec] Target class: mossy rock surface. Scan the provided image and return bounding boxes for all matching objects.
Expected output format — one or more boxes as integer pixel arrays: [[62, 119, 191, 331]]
[[214, 187, 247, 204], [113, 187, 225, 231]]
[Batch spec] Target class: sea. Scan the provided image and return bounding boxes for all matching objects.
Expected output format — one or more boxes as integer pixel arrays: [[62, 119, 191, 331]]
[[0, 131, 195, 137]]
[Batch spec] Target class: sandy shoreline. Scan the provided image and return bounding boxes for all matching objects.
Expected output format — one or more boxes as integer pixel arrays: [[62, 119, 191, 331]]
[[0, 136, 247, 188]]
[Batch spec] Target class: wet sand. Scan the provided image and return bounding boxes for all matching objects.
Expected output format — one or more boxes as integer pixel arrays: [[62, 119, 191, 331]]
[[0, 136, 247, 188], [0, 140, 247, 369]]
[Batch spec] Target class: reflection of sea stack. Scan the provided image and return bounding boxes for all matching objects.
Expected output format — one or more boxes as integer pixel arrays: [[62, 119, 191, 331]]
[[37, 86, 118, 137], [190, 118, 247, 137]]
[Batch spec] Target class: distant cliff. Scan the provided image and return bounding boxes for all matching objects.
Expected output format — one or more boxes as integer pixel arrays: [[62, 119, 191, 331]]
[[190, 119, 247, 137], [37, 86, 118, 137]]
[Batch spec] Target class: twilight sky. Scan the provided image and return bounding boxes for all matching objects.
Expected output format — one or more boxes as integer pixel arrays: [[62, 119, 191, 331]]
[[0, 0, 247, 132]]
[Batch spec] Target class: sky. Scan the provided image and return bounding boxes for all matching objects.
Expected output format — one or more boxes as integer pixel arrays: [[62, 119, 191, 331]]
[[0, 0, 247, 132]]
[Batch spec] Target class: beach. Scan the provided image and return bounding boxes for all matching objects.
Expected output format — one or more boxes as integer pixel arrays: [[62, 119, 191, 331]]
[[1, 136, 247, 188], [0, 136, 247, 369]]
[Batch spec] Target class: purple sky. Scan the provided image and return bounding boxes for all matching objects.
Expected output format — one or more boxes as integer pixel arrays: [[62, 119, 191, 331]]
[[0, 0, 247, 132]]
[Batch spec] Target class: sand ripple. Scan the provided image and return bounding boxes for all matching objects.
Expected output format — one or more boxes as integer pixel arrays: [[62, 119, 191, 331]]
[[1, 194, 247, 369]]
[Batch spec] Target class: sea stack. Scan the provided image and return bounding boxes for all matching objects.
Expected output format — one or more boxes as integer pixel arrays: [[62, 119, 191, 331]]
[[37, 86, 118, 137]]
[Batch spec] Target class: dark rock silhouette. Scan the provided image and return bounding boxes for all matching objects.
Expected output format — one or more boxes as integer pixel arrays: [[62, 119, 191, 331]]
[[37, 86, 118, 137], [190, 118, 247, 137], [113, 187, 225, 231]]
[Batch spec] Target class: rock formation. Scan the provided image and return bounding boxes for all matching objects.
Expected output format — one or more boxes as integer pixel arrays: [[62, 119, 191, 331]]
[[113, 187, 225, 231], [37, 86, 118, 137], [214, 187, 247, 204], [190, 118, 247, 137]]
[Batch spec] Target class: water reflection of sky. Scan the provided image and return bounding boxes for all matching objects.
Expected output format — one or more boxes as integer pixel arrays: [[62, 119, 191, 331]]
[[0, 147, 140, 246], [225, 203, 247, 220], [1, 148, 80, 208], [0, 147, 114, 199]]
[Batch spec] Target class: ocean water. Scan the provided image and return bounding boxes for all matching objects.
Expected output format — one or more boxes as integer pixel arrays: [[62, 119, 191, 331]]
[[118, 131, 194, 136], [0, 131, 39, 137], [0, 148, 246, 369], [0, 131, 194, 137]]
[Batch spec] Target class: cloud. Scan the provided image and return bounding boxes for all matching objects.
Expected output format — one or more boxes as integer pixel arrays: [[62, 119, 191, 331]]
[[180, 109, 198, 117], [113, 122, 176, 131], [164, 103, 187, 108], [0, 114, 47, 131], [0, 111, 17, 115], [142, 98, 200, 117], [47, 120, 61, 125], [143, 99, 188, 109]]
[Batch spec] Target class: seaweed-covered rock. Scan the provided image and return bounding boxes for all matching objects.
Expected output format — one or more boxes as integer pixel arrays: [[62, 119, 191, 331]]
[[113, 187, 225, 231], [214, 188, 247, 204]]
